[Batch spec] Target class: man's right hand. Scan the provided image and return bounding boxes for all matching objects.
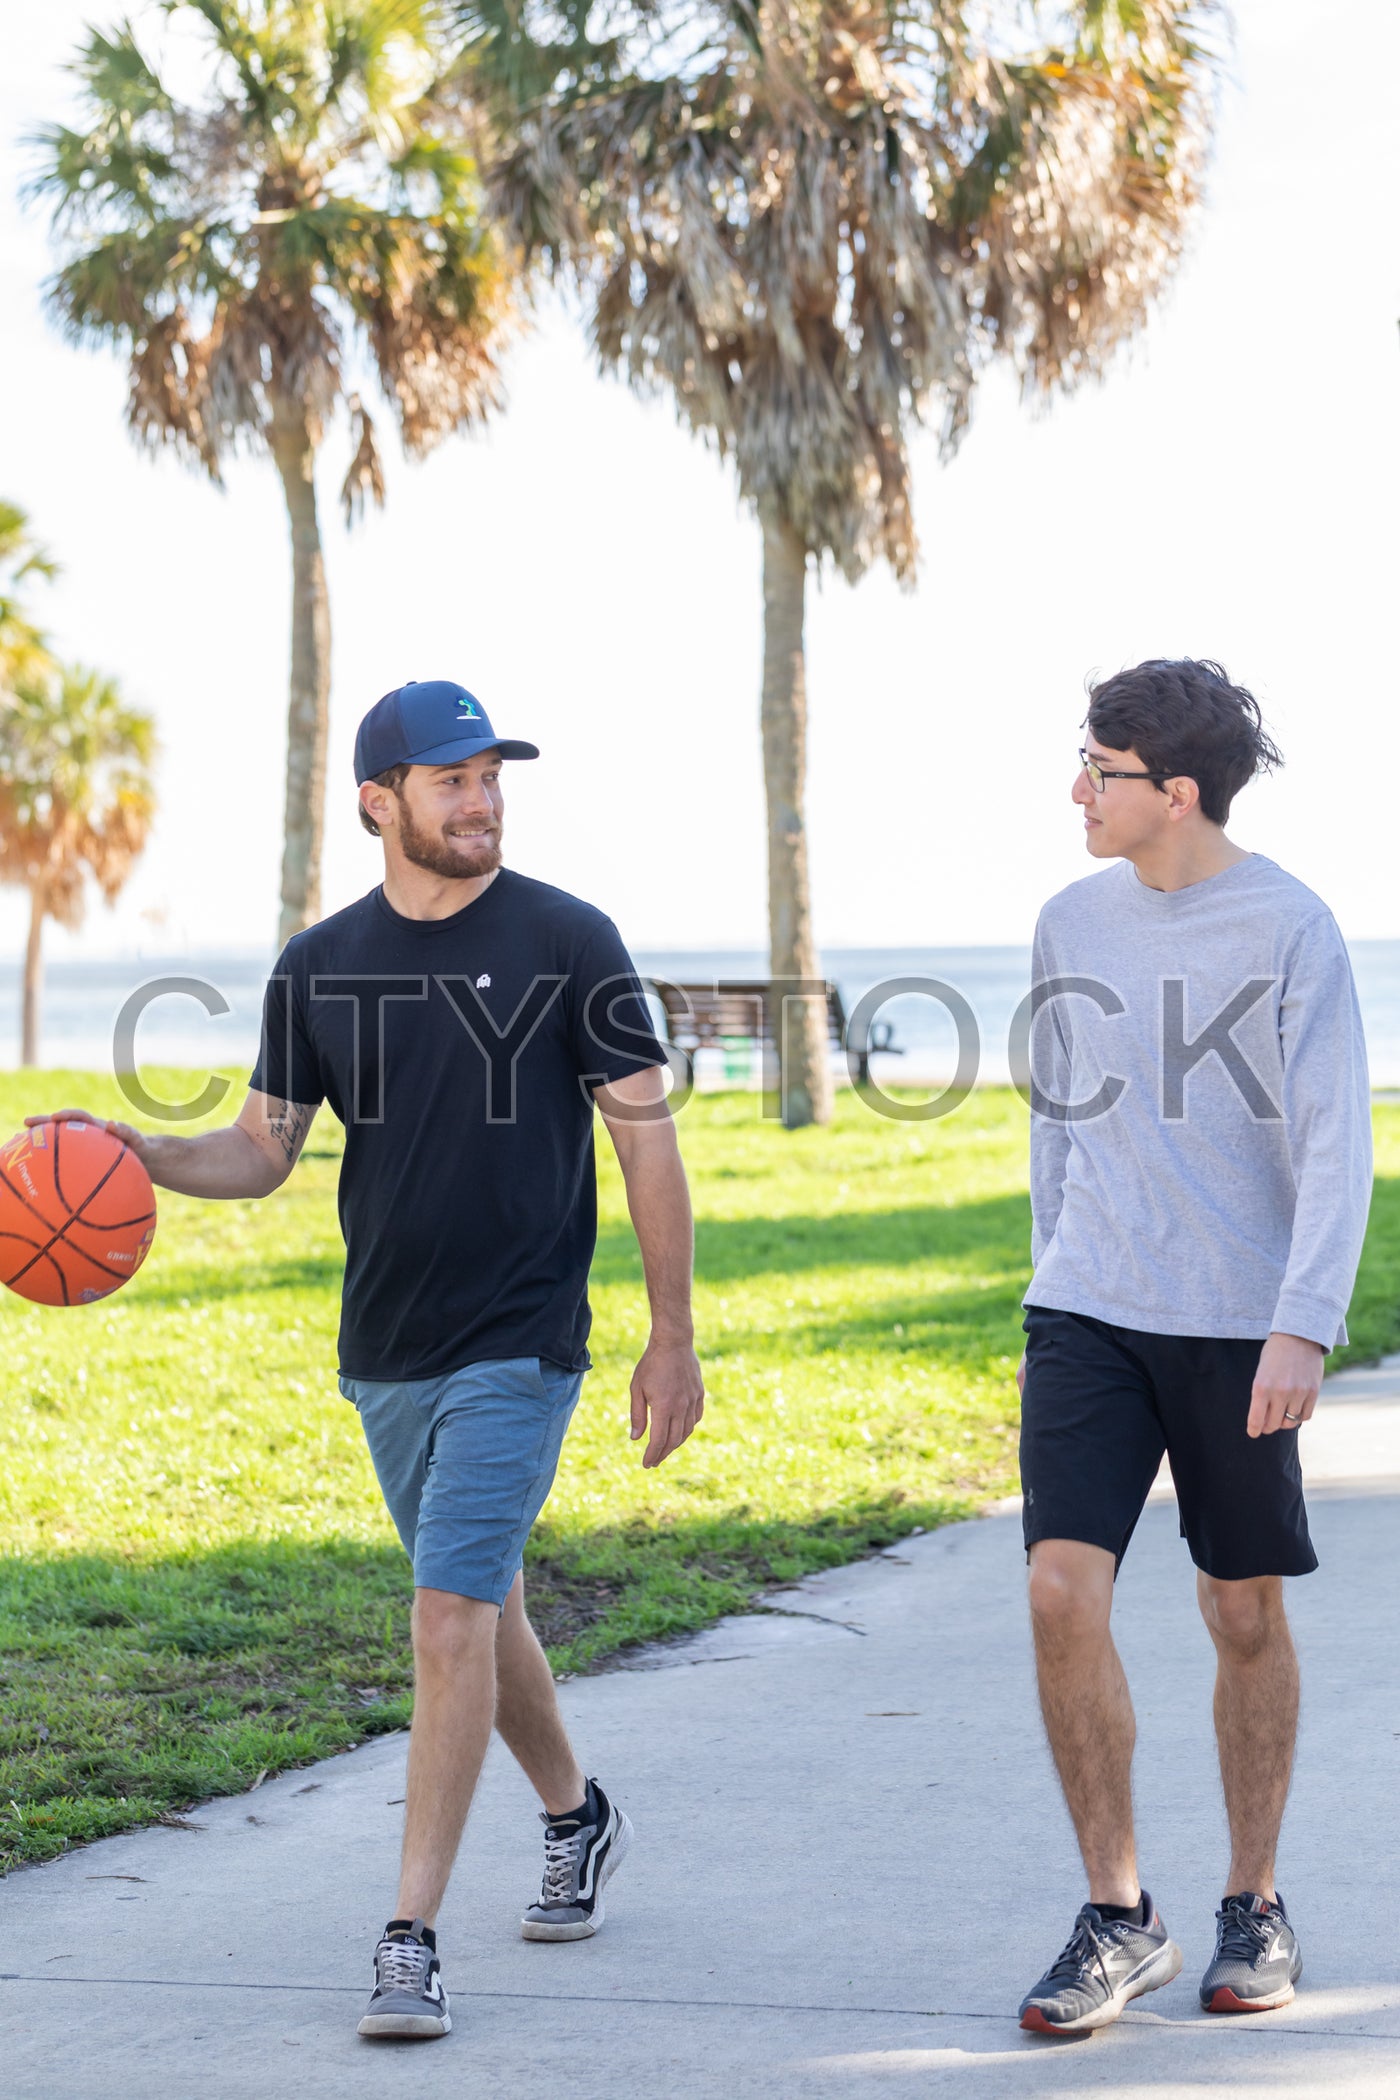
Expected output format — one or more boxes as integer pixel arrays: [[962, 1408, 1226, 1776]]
[[24, 1108, 155, 1171], [1016, 1354, 1027, 1396]]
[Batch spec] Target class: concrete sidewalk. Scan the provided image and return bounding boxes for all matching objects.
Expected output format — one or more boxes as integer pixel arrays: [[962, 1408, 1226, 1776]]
[[4, 1359, 1399, 2099]]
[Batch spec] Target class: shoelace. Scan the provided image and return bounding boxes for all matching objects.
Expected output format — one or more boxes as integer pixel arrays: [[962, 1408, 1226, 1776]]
[[376, 1936, 432, 1994], [1214, 1900, 1274, 1963], [540, 1824, 585, 1904]]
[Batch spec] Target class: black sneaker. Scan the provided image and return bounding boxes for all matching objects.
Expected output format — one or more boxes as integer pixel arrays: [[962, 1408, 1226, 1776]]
[[1199, 1892, 1303, 2012], [521, 1777, 634, 1941], [1019, 1893, 1182, 2035], [357, 1917, 451, 2038]]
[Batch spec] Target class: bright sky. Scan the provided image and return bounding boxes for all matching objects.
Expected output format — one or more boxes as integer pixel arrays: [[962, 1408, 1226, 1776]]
[[1, 0, 1397, 964]]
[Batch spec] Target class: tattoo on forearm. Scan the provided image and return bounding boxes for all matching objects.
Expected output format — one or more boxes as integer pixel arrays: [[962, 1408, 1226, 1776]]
[[268, 1099, 310, 1165]]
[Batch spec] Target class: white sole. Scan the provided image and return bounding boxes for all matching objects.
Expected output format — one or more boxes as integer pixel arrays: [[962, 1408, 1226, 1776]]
[[521, 1810, 634, 1941], [357, 2010, 452, 2038], [1022, 1938, 1183, 2035]]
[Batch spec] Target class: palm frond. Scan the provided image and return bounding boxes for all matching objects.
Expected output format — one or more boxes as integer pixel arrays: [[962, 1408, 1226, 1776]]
[[340, 391, 388, 520], [47, 217, 234, 340], [71, 22, 174, 126], [0, 503, 60, 588], [34, 0, 513, 483], [323, 0, 445, 129], [178, 0, 292, 129], [0, 665, 156, 924], [0, 503, 61, 693], [127, 306, 224, 474], [959, 5, 1214, 404], [446, 0, 633, 122], [488, 0, 1220, 576]]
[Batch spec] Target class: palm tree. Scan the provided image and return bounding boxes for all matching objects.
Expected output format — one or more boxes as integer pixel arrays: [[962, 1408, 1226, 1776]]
[[34, 2, 514, 946], [0, 501, 59, 692], [487, 0, 1221, 1123], [0, 668, 156, 1066]]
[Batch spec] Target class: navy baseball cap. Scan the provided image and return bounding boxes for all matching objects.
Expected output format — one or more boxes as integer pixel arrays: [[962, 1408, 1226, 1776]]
[[353, 679, 539, 784]]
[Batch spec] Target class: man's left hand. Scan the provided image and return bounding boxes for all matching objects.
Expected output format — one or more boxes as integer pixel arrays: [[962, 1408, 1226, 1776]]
[[1248, 1331, 1325, 1438], [629, 1338, 705, 1468]]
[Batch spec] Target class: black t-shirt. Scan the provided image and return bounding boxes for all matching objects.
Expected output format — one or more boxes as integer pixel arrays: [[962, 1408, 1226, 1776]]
[[250, 870, 666, 1381]]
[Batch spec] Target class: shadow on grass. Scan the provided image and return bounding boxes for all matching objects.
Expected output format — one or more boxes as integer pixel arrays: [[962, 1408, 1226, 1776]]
[[0, 1487, 988, 1872], [121, 1167, 1396, 1346], [129, 1252, 347, 1306], [122, 1193, 1032, 1306], [775, 1284, 1030, 1367]]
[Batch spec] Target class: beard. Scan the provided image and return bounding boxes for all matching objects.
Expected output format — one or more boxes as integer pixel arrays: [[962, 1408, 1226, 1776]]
[[396, 798, 503, 882]]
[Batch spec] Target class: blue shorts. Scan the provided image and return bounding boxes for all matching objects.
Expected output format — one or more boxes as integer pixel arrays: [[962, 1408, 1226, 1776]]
[[339, 1356, 584, 1606]]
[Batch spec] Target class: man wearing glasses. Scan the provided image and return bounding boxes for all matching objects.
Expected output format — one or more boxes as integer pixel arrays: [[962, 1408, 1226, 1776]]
[[1014, 660, 1372, 2035]]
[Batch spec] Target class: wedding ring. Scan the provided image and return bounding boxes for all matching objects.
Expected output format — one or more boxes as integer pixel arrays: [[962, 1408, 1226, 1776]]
[[1283, 1409, 1302, 1422]]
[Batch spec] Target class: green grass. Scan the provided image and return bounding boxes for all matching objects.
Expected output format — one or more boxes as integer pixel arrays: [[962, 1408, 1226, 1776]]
[[1, 1073, 1397, 1870]]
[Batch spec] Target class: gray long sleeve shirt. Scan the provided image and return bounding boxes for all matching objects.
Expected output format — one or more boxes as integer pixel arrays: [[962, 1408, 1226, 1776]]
[[1024, 855, 1372, 1350]]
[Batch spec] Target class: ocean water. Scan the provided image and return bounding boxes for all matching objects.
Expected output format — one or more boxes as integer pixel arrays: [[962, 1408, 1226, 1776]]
[[634, 944, 1400, 1091], [2, 940, 1398, 1090]]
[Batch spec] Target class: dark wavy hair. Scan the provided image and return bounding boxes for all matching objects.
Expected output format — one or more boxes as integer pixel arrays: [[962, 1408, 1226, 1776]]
[[1084, 659, 1283, 826]]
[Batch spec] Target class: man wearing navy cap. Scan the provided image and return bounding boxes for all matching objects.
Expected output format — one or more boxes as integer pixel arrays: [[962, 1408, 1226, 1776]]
[[44, 679, 704, 2043]]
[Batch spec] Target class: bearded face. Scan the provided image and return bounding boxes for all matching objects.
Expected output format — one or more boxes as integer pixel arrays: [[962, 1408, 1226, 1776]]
[[380, 756, 506, 882], [395, 790, 503, 880]]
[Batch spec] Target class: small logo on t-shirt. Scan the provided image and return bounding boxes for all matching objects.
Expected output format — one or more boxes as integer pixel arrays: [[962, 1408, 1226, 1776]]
[[476, 973, 491, 989]]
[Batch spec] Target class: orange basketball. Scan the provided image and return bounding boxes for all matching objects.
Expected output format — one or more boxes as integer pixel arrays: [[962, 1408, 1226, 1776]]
[[0, 1121, 156, 1307]]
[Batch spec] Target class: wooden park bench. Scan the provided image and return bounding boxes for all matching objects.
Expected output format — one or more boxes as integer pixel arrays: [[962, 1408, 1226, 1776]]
[[647, 978, 903, 1089]]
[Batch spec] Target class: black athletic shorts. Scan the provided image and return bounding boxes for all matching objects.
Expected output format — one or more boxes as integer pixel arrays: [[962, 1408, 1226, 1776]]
[[1019, 1306, 1317, 1581]]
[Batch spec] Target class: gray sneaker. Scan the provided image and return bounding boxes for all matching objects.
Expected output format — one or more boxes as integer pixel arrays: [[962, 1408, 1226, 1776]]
[[1200, 1892, 1302, 2012], [521, 1778, 633, 1941], [357, 1918, 451, 2038], [1019, 1894, 1182, 2034]]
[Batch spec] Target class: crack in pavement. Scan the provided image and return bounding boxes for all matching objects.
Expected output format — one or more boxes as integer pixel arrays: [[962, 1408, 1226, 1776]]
[[2, 1974, 1397, 2041], [610, 1605, 867, 1672], [750, 1606, 867, 1635]]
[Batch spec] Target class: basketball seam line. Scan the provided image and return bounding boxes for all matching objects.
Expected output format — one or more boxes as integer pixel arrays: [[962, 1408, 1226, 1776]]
[[5, 1138, 146, 1295], [2, 1144, 155, 1235], [0, 1162, 73, 1302], [0, 1159, 62, 1236], [69, 1209, 157, 1231], [0, 1231, 69, 1303]]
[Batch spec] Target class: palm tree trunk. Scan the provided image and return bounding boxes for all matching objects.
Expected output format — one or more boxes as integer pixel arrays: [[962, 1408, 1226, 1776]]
[[760, 504, 833, 1129], [21, 884, 44, 1068], [271, 403, 331, 949]]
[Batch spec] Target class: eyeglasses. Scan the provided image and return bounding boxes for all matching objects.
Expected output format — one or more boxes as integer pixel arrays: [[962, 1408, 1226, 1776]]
[[1078, 748, 1176, 794]]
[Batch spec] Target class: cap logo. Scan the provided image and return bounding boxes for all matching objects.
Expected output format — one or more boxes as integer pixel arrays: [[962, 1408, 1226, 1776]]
[[455, 699, 480, 719]]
